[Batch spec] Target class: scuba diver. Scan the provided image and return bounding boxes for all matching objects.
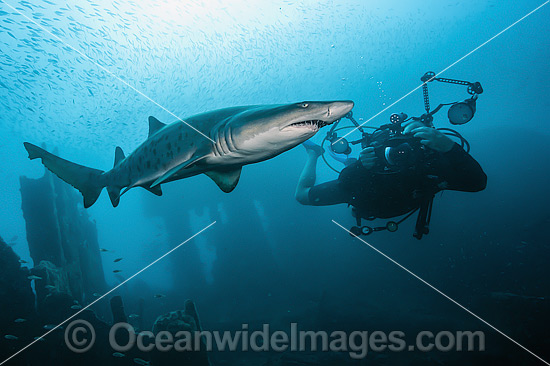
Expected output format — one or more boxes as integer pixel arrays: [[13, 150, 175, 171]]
[[295, 72, 487, 239]]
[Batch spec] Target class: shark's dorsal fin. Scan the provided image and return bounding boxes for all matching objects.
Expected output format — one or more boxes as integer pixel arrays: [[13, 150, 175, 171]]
[[114, 146, 125, 167], [204, 167, 242, 193], [148, 116, 167, 138], [150, 153, 207, 188]]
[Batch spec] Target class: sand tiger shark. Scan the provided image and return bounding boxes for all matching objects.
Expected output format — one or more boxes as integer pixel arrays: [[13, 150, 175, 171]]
[[24, 100, 354, 208]]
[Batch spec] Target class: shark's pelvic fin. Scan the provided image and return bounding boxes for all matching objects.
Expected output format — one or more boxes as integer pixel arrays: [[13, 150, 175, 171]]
[[141, 184, 163, 196], [204, 167, 242, 193], [148, 116, 167, 138], [150, 153, 207, 188], [114, 146, 125, 167], [23, 142, 106, 208]]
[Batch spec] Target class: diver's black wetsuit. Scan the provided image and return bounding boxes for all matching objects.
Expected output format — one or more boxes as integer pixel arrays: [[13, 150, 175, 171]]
[[308, 143, 487, 219]]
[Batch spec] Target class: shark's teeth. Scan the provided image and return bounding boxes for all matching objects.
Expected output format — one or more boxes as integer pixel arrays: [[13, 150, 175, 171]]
[[288, 120, 325, 128]]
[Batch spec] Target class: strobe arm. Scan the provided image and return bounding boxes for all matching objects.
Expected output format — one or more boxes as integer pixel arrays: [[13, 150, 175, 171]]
[[421, 71, 484, 95]]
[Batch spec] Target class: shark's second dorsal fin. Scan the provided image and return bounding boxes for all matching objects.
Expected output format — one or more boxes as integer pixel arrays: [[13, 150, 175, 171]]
[[204, 167, 242, 193], [114, 146, 125, 167], [148, 116, 167, 138]]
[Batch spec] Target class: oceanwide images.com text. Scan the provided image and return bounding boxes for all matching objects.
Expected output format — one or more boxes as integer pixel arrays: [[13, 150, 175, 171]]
[[65, 320, 485, 359]]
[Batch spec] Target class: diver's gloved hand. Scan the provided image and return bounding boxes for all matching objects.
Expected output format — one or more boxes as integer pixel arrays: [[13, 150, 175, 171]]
[[402, 121, 425, 134], [402, 121, 454, 153], [302, 140, 324, 157], [359, 147, 376, 169]]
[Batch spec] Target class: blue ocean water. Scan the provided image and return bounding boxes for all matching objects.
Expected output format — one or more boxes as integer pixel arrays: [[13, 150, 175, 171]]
[[0, 0, 549, 365]]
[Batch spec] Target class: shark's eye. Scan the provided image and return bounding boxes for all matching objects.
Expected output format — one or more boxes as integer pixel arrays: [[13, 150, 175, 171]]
[[300, 103, 309, 108]]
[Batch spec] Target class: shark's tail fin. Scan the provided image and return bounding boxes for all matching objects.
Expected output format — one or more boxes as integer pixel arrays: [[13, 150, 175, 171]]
[[23, 142, 106, 208]]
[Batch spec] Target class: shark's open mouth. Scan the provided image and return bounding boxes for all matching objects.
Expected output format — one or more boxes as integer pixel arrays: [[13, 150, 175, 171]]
[[286, 120, 328, 129]]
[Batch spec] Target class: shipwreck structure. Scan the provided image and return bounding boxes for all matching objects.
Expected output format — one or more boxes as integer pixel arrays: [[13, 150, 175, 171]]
[[19, 159, 107, 310]]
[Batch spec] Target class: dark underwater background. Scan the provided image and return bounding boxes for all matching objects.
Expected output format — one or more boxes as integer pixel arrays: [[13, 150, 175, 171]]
[[0, 0, 549, 365]]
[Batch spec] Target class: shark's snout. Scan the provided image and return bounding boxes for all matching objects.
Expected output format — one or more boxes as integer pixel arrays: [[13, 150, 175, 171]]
[[280, 100, 354, 132], [327, 100, 354, 122]]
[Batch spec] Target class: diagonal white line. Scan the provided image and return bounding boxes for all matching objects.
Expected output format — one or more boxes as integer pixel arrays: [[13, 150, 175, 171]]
[[0, 221, 217, 366], [1, 1, 216, 143], [338, 0, 549, 141], [332, 220, 550, 366]]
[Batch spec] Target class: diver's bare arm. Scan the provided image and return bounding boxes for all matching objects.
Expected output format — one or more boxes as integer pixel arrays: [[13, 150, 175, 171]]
[[295, 152, 320, 205]]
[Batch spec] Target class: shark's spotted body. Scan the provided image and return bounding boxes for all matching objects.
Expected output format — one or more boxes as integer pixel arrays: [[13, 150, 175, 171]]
[[24, 100, 354, 208]]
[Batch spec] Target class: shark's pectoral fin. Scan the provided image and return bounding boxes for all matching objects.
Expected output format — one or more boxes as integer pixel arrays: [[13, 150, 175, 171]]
[[150, 153, 208, 188], [148, 116, 167, 138], [204, 167, 242, 193]]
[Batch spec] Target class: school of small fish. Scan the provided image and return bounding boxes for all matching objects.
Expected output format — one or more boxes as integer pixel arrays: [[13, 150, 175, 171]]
[[0, 0, 429, 157]]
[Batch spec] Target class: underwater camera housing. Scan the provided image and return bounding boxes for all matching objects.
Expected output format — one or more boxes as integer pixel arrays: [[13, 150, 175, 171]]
[[324, 71, 483, 170], [364, 118, 428, 172], [322, 71, 483, 239]]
